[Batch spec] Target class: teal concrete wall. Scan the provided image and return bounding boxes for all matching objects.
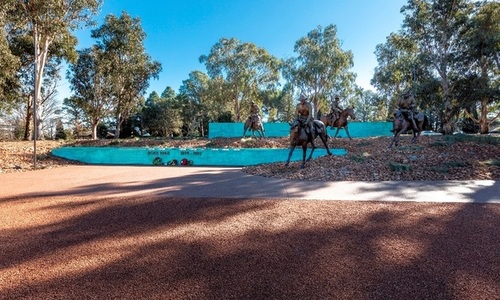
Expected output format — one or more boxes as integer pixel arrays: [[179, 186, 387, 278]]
[[53, 122, 392, 167], [52, 147, 346, 167], [209, 122, 393, 138]]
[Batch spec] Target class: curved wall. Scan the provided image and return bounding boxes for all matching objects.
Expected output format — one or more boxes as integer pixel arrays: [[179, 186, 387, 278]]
[[52, 147, 347, 167]]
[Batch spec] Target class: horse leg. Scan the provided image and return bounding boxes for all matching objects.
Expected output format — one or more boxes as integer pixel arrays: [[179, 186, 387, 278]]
[[319, 134, 332, 155], [389, 132, 399, 148], [344, 125, 352, 140], [301, 144, 309, 168], [411, 130, 422, 143], [411, 120, 424, 143], [285, 145, 295, 166], [334, 127, 341, 138], [389, 129, 403, 148], [306, 141, 316, 162]]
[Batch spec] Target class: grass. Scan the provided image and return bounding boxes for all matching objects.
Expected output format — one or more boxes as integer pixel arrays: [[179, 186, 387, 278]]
[[443, 134, 500, 145], [428, 166, 450, 173], [388, 162, 412, 172], [480, 159, 500, 167], [444, 161, 468, 167], [349, 152, 371, 162]]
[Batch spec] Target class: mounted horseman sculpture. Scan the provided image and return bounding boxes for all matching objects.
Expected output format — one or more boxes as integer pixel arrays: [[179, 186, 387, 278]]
[[320, 95, 356, 139], [243, 101, 265, 138], [389, 91, 428, 147], [286, 94, 332, 168]]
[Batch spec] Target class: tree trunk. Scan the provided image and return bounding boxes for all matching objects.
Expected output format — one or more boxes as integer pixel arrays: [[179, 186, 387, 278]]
[[442, 107, 455, 134], [479, 58, 490, 134], [92, 121, 99, 140], [33, 112, 43, 140], [440, 73, 455, 135], [479, 98, 489, 134], [22, 94, 33, 140], [114, 112, 123, 139], [24, 111, 32, 141], [234, 96, 240, 122]]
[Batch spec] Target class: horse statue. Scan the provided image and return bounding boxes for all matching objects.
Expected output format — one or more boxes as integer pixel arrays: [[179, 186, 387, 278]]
[[388, 111, 428, 148], [320, 107, 356, 140], [285, 120, 332, 169], [243, 117, 265, 138]]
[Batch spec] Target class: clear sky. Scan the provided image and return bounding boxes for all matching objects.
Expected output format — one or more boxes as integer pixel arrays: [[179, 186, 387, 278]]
[[59, 0, 407, 102]]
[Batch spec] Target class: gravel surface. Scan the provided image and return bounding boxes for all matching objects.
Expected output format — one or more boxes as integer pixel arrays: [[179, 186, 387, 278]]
[[1, 194, 499, 299]]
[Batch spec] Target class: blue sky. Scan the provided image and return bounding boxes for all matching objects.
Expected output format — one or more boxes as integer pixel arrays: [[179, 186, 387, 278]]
[[59, 0, 407, 102]]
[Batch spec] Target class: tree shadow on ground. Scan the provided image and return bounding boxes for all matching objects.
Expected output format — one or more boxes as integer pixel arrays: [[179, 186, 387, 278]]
[[1, 189, 499, 299]]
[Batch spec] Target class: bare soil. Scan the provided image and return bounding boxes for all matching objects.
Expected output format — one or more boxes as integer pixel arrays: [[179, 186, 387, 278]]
[[1, 135, 499, 181]]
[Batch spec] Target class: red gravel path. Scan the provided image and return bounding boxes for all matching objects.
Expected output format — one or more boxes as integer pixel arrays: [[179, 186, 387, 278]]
[[1, 192, 499, 299]]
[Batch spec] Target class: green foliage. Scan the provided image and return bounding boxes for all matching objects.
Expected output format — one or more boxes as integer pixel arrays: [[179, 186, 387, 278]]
[[372, 1, 499, 134], [217, 111, 234, 123], [442, 134, 500, 145], [3, 0, 103, 140], [429, 139, 455, 147], [241, 138, 257, 148], [394, 145, 424, 152], [282, 24, 356, 116], [91, 11, 162, 138], [55, 120, 67, 140], [444, 161, 467, 168], [388, 161, 412, 172], [428, 166, 450, 173], [199, 38, 281, 122], [349, 154, 367, 163]]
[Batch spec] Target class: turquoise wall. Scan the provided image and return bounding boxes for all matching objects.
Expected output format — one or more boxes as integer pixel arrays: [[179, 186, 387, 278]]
[[52, 147, 346, 167], [52, 122, 391, 167], [209, 122, 393, 138]]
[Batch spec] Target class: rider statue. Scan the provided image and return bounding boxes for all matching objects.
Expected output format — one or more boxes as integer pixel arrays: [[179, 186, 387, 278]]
[[330, 95, 343, 122], [248, 101, 261, 127], [292, 94, 314, 135], [395, 90, 419, 132]]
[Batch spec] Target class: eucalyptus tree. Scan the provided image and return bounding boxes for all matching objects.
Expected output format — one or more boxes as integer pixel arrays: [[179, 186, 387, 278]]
[[282, 24, 356, 117], [4, 0, 102, 140], [178, 71, 211, 136], [67, 47, 113, 139], [7, 30, 67, 139], [401, 0, 474, 134], [141, 91, 160, 136], [146, 87, 182, 137], [205, 76, 235, 122], [199, 38, 281, 122], [63, 95, 86, 138], [372, 32, 421, 118], [91, 12, 161, 138], [0, 3, 20, 112], [455, 1, 499, 133], [259, 84, 295, 123]]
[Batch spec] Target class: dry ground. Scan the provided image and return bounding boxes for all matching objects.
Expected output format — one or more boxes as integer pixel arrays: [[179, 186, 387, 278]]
[[1, 134, 499, 181]]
